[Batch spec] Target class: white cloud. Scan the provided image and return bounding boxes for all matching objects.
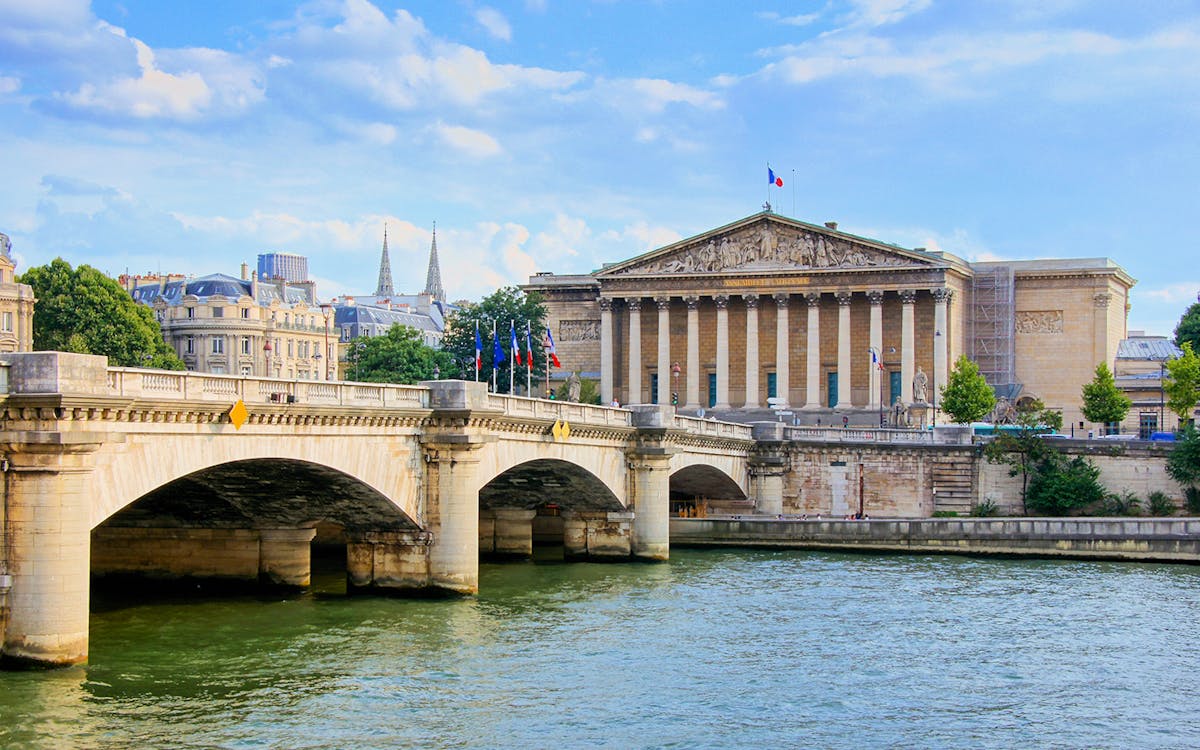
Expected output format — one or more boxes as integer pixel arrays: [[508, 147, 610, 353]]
[[0, 76, 18, 94], [435, 123, 502, 157], [844, 0, 932, 28], [629, 78, 724, 112], [475, 7, 512, 42], [757, 11, 821, 27], [1145, 282, 1200, 304]]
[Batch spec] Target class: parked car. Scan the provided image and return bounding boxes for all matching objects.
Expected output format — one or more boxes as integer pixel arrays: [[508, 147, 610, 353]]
[[1096, 433, 1138, 440], [1149, 432, 1177, 442]]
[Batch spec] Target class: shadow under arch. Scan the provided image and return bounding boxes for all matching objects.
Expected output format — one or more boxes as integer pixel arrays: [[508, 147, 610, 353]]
[[670, 464, 748, 516], [479, 458, 623, 513]]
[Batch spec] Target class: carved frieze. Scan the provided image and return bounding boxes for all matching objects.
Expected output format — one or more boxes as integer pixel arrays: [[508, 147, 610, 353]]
[[1015, 310, 1064, 334], [612, 223, 910, 275], [560, 319, 601, 342]]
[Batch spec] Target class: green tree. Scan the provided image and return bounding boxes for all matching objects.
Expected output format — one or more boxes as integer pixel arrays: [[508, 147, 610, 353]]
[[1080, 361, 1132, 429], [353, 325, 456, 384], [1174, 299, 1200, 352], [20, 258, 184, 369], [939, 354, 996, 424], [1025, 453, 1107, 516], [555, 373, 602, 405], [442, 286, 548, 396], [983, 397, 1063, 513], [1164, 342, 1200, 424], [1166, 423, 1200, 490]]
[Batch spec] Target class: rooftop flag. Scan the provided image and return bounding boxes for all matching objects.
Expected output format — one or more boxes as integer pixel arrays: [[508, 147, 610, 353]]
[[768, 167, 783, 187], [545, 327, 561, 368]]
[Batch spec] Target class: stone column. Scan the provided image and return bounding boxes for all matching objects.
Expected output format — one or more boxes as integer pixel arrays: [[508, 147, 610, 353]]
[[492, 508, 537, 558], [744, 295, 760, 409], [900, 289, 916, 404], [804, 292, 821, 409], [656, 297, 671, 404], [774, 293, 790, 408], [835, 291, 852, 409], [423, 437, 487, 595], [627, 298, 642, 405], [868, 290, 884, 410], [258, 527, 318, 587], [562, 510, 633, 561], [629, 449, 673, 561], [933, 288, 951, 408], [346, 530, 433, 592], [599, 297, 614, 405], [714, 294, 731, 409], [685, 296, 700, 409], [2, 438, 102, 668]]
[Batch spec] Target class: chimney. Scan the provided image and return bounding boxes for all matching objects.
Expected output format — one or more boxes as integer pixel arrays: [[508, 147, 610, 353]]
[[240, 262, 249, 280], [825, 221, 838, 231]]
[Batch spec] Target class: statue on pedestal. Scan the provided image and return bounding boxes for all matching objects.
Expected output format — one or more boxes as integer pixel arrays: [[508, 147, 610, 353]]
[[913, 367, 929, 404], [566, 371, 582, 403]]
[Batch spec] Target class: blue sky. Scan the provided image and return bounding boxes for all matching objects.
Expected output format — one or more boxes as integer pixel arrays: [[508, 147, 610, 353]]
[[1, 0, 1197, 336]]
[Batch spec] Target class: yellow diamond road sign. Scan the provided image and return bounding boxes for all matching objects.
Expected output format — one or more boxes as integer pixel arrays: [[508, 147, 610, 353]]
[[551, 419, 563, 441], [560, 421, 571, 441], [228, 399, 248, 430]]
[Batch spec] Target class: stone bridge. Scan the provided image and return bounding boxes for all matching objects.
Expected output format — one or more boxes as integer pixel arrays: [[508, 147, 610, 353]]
[[0, 352, 761, 667]]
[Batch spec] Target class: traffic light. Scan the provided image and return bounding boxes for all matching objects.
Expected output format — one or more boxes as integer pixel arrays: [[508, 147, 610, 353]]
[[671, 392, 678, 406]]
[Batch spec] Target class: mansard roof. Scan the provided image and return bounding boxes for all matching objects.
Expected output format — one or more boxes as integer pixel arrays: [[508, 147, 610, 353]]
[[595, 211, 950, 280]]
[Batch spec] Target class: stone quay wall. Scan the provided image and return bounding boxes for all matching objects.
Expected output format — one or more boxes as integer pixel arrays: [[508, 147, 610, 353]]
[[671, 517, 1200, 563]]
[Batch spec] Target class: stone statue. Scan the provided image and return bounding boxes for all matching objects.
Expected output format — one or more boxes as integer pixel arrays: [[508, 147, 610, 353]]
[[890, 400, 908, 428], [990, 396, 1016, 425], [913, 367, 929, 404], [566, 371, 582, 402]]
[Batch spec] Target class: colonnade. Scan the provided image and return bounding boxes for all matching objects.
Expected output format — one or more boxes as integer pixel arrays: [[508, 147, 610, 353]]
[[599, 288, 952, 411]]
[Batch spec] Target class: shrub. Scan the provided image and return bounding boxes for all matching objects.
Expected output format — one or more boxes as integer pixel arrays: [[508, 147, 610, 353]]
[[969, 499, 1001, 517], [1186, 487, 1200, 515], [1147, 491, 1177, 517], [1025, 454, 1107, 516], [1101, 490, 1141, 516], [932, 510, 959, 518]]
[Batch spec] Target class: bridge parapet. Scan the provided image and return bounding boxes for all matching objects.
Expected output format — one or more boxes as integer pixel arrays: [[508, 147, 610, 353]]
[[673, 414, 753, 440], [486, 393, 632, 426], [785, 425, 972, 445]]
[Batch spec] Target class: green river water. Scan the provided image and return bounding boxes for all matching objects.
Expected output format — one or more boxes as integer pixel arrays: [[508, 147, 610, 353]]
[[2, 548, 1199, 749]]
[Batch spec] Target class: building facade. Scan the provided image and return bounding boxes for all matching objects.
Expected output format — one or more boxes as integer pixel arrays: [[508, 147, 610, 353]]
[[257, 252, 309, 284], [0, 233, 36, 353], [524, 211, 1134, 430]]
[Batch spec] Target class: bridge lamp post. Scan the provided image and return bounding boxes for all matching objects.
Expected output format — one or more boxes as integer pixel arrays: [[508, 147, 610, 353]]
[[671, 361, 681, 408], [869, 347, 884, 429], [263, 340, 272, 378], [320, 303, 333, 381]]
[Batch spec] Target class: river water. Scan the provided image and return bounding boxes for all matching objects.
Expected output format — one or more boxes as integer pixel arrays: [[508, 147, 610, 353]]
[[3, 549, 1199, 749]]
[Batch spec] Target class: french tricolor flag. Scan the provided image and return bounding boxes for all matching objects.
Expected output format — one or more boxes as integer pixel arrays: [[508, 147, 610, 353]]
[[545, 327, 561, 368], [768, 167, 783, 188]]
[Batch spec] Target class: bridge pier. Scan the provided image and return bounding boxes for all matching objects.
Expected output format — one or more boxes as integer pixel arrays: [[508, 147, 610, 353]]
[[628, 405, 678, 562], [258, 528, 318, 586], [750, 424, 790, 516], [1, 436, 102, 669], [347, 531, 433, 592], [563, 510, 633, 560], [488, 508, 537, 558]]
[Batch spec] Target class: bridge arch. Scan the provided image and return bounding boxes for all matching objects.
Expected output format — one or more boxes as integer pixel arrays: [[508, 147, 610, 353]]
[[669, 463, 749, 515], [478, 458, 624, 513]]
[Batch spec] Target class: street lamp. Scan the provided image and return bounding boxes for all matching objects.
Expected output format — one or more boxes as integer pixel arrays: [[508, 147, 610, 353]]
[[352, 341, 365, 381], [671, 361, 681, 408], [319, 303, 333, 381], [869, 347, 884, 428], [1160, 359, 1166, 432], [263, 340, 273, 378]]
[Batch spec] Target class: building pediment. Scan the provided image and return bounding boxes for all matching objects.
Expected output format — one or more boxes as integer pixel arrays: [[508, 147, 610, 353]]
[[597, 214, 941, 278]]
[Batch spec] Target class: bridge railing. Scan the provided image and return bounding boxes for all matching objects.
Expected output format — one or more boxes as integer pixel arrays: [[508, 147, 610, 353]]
[[673, 414, 755, 440], [485, 394, 633, 426], [784, 425, 972, 445], [106, 368, 429, 409]]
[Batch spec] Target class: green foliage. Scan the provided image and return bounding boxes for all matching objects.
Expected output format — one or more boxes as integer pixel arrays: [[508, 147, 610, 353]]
[[969, 499, 1001, 517], [931, 510, 959, 517], [1186, 487, 1200, 515], [1101, 490, 1141, 517], [1175, 300, 1200, 353], [940, 354, 996, 424], [1080, 361, 1131, 427], [1164, 342, 1200, 424], [351, 326, 456, 384], [20, 258, 184, 369], [1025, 454, 1107, 516], [1147, 491, 1177, 517], [1166, 423, 1200, 489], [982, 397, 1063, 513], [442, 286, 548, 395]]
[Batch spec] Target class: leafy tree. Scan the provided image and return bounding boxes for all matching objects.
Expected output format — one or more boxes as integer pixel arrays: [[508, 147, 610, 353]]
[[939, 354, 996, 424], [1025, 453, 1107, 516], [20, 258, 184, 369], [441, 286, 549, 396], [1174, 298, 1200, 352], [983, 397, 1063, 514], [1080, 361, 1131, 429], [555, 373, 602, 405], [1166, 423, 1200, 490], [352, 326, 456, 384], [1164, 342, 1200, 424]]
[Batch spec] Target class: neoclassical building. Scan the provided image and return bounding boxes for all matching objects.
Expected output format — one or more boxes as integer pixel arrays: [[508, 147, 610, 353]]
[[524, 211, 1134, 429], [0, 233, 35, 353]]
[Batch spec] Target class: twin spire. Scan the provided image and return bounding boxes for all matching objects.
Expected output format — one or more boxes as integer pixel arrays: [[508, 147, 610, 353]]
[[374, 222, 445, 303]]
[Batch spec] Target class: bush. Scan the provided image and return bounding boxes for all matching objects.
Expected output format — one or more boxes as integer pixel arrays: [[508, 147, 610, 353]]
[[1147, 491, 1177, 517], [1186, 487, 1200, 515], [969, 499, 1001, 517], [931, 510, 959, 518], [1101, 490, 1141, 517], [1025, 454, 1107, 516]]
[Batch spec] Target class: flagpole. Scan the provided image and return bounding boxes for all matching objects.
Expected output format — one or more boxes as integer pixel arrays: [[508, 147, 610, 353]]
[[492, 319, 498, 393], [509, 319, 515, 395], [792, 168, 796, 217], [526, 321, 532, 397]]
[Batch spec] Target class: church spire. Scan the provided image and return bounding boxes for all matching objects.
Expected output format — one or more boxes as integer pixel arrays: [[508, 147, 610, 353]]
[[423, 221, 445, 303], [374, 224, 395, 297]]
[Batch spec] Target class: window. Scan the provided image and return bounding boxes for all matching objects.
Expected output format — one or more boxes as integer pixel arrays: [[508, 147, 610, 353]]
[[240, 337, 251, 355], [287, 339, 294, 357], [212, 306, 224, 318], [1139, 413, 1158, 439], [1, 312, 12, 332], [1104, 421, 1120, 436], [651, 373, 658, 403], [827, 372, 838, 408], [186, 307, 195, 319], [185, 336, 194, 355], [212, 337, 224, 355], [241, 307, 250, 319], [767, 372, 777, 399], [708, 373, 717, 408], [889, 371, 902, 405], [240, 366, 252, 376]]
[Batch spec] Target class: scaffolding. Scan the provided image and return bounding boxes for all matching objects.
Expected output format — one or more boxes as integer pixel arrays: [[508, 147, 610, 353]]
[[969, 265, 1021, 400]]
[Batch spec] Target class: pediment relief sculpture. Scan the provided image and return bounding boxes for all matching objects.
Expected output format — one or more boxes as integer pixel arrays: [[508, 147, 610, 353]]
[[612, 225, 913, 276]]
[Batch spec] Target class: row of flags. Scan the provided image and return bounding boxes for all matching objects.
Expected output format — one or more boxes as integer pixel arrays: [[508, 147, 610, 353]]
[[473, 320, 560, 376]]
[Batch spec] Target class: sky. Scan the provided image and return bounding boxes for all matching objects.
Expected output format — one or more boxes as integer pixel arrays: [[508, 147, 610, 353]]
[[1, 0, 1197, 336]]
